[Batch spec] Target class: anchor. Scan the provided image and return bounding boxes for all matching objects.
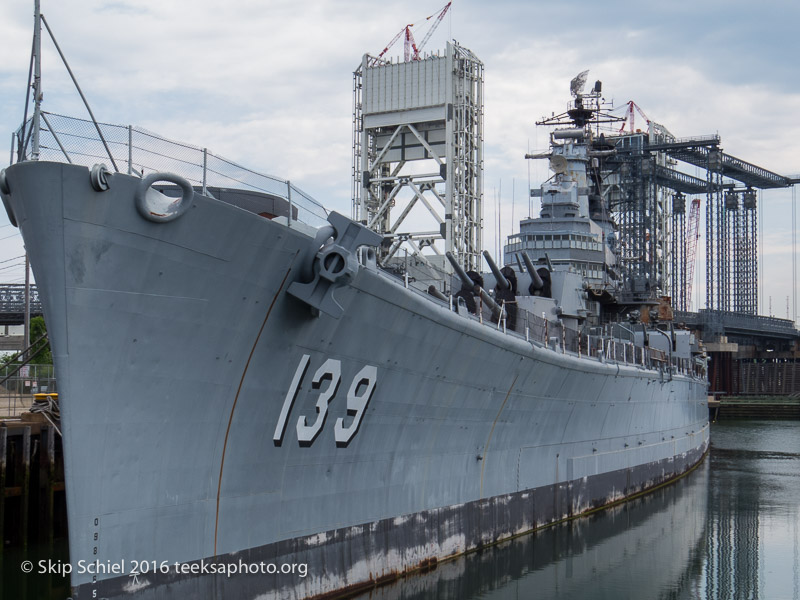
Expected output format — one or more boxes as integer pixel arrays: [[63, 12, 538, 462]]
[[287, 212, 382, 318]]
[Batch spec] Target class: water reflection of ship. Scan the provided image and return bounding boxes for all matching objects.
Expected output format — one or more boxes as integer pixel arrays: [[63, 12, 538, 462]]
[[698, 422, 800, 600], [700, 442, 779, 599], [356, 463, 710, 600]]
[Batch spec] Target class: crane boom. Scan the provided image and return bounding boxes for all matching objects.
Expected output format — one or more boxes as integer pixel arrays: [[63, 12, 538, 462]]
[[377, 25, 412, 61], [685, 198, 701, 310], [619, 100, 652, 134], [415, 2, 451, 59], [405, 26, 419, 62], [377, 2, 452, 63]]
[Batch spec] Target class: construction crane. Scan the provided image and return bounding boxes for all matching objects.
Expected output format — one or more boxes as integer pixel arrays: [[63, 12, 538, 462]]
[[619, 100, 651, 134], [404, 25, 419, 62], [415, 2, 451, 59], [375, 2, 451, 63], [375, 26, 414, 64], [685, 198, 702, 310]]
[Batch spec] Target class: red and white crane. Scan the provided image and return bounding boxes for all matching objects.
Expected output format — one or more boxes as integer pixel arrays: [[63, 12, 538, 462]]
[[375, 2, 451, 63], [619, 100, 651, 134]]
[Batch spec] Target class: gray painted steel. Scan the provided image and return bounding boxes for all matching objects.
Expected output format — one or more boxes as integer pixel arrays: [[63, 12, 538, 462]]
[[1, 162, 709, 599]]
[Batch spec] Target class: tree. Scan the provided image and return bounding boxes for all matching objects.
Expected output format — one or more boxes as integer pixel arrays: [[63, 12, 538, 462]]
[[29, 315, 52, 365]]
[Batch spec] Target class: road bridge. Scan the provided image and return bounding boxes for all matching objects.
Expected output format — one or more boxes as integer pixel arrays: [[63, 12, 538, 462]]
[[0, 284, 42, 326]]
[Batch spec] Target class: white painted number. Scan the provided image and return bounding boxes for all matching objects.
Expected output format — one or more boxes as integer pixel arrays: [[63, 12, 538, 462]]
[[273, 356, 377, 447], [272, 354, 310, 443], [296, 359, 341, 444], [334, 365, 378, 445]]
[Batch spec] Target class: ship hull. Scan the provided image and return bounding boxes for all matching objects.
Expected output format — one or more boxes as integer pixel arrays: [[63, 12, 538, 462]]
[[2, 162, 709, 599]]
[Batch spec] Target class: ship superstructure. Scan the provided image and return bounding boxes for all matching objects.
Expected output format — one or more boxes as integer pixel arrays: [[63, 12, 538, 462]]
[[504, 73, 682, 331]]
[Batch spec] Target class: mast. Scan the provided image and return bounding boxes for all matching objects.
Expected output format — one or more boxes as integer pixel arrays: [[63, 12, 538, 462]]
[[24, 255, 31, 353], [24, 0, 42, 355], [31, 0, 42, 160]]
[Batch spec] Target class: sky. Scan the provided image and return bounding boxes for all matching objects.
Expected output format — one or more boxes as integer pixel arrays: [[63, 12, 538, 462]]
[[1, 0, 799, 319]]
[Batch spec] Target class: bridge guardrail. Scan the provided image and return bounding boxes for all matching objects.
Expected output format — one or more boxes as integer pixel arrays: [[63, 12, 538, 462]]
[[0, 284, 42, 326]]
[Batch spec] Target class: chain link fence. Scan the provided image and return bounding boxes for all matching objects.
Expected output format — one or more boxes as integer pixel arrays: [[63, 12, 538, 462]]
[[0, 363, 56, 418], [14, 112, 328, 227]]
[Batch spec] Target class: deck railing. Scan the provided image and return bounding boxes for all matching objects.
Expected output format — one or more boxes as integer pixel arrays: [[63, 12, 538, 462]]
[[441, 292, 705, 379], [13, 112, 329, 228]]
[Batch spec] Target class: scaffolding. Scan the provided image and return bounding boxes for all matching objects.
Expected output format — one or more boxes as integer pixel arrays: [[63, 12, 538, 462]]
[[613, 132, 791, 315], [352, 42, 484, 277], [607, 125, 677, 302], [671, 192, 687, 309]]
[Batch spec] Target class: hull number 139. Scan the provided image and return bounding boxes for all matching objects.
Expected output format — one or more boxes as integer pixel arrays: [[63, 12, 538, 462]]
[[272, 355, 377, 447]]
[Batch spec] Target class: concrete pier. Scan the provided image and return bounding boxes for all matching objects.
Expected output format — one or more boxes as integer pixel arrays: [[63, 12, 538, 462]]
[[709, 396, 800, 420]]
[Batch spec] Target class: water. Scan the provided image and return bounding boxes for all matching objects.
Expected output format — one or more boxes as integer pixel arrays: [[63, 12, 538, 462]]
[[354, 420, 800, 600], [1, 537, 70, 600], [2, 421, 798, 599]]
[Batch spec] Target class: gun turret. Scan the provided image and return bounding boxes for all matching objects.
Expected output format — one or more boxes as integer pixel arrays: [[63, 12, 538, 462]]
[[520, 251, 545, 290], [447, 251, 478, 290], [483, 250, 509, 290], [445, 252, 504, 319]]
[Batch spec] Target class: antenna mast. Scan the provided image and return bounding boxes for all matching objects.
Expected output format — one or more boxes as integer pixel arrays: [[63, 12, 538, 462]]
[[32, 0, 43, 160]]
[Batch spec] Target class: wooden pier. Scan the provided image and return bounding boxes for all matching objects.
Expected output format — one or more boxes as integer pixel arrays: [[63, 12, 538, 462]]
[[0, 415, 66, 550], [709, 395, 800, 420]]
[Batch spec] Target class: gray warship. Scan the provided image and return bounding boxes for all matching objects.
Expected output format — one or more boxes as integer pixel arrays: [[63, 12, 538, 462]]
[[1, 19, 708, 598]]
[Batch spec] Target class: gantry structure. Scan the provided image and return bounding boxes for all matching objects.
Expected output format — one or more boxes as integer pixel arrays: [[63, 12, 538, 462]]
[[352, 41, 484, 277], [611, 129, 796, 314]]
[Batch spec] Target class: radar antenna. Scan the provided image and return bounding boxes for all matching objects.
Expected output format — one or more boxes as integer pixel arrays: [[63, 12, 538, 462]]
[[536, 71, 624, 129], [570, 70, 589, 97]]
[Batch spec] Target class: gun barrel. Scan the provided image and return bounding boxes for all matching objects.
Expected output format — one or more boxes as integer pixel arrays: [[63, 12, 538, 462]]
[[483, 250, 509, 290], [478, 288, 504, 318], [446, 252, 503, 319], [445, 251, 474, 289], [427, 285, 448, 302], [521, 252, 544, 290]]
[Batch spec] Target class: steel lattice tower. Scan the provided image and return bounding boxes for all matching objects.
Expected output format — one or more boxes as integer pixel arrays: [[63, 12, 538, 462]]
[[352, 42, 484, 277], [671, 193, 687, 310]]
